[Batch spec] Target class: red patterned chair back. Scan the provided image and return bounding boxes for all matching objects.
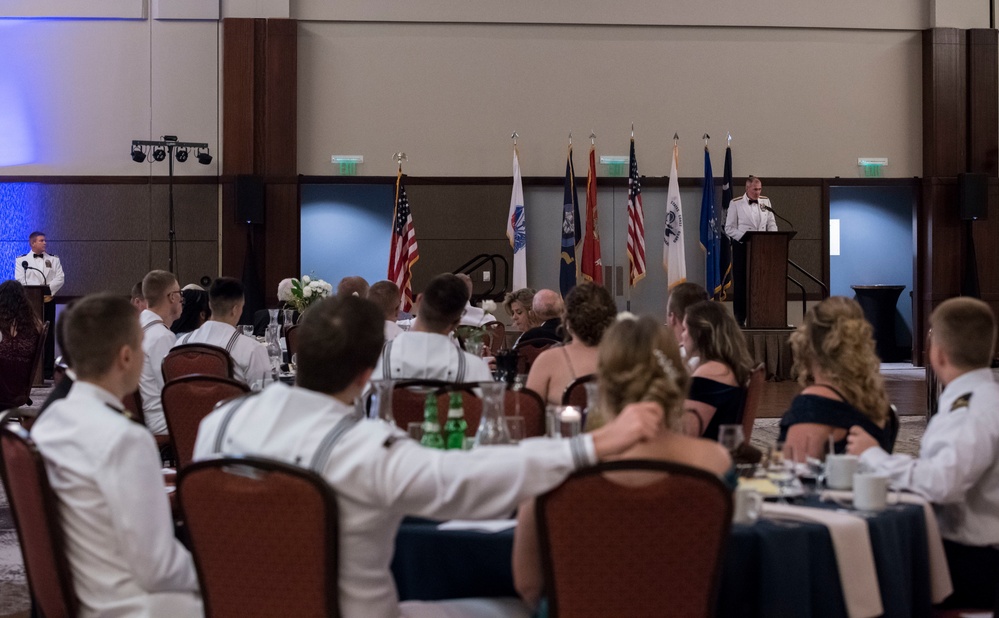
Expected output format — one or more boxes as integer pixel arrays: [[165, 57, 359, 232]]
[[178, 456, 340, 617], [538, 460, 732, 618], [505, 387, 546, 438], [0, 322, 49, 409], [561, 373, 596, 408], [482, 321, 507, 352], [285, 324, 301, 359], [162, 375, 250, 470], [162, 344, 234, 383], [0, 411, 78, 618], [384, 381, 480, 436], [741, 364, 765, 441], [514, 340, 558, 375]]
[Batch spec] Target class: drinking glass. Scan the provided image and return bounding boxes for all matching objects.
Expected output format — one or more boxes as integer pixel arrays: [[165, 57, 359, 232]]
[[407, 422, 424, 442], [473, 382, 511, 446], [240, 325, 254, 337], [767, 442, 794, 502], [369, 379, 396, 424], [505, 416, 525, 443], [288, 353, 298, 374], [718, 424, 745, 456], [546, 406, 582, 438]]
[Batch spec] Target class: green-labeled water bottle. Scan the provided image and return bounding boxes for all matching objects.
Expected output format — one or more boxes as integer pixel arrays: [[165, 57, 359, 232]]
[[444, 391, 468, 450], [420, 393, 445, 449]]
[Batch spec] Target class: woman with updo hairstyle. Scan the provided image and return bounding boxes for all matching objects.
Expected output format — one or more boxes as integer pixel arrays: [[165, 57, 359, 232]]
[[503, 287, 539, 333], [680, 300, 755, 440], [513, 315, 732, 612], [526, 282, 616, 405], [779, 296, 892, 458]]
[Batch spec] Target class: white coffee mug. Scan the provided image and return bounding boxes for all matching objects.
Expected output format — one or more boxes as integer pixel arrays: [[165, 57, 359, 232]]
[[853, 473, 890, 511], [825, 454, 859, 490], [733, 487, 763, 524]]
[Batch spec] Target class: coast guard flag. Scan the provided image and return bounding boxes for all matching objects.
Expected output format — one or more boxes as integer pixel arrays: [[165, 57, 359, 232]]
[[507, 147, 527, 290], [388, 170, 419, 312], [559, 144, 581, 297], [719, 145, 734, 299], [663, 143, 686, 289], [626, 137, 647, 286], [700, 147, 722, 298], [580, 143, 603, 284]]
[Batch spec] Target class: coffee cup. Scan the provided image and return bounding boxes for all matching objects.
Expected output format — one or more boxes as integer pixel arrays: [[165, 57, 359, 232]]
[[825, 454, 859, 490], [733, 487, 763, 524], [853, 472, 890, 511]]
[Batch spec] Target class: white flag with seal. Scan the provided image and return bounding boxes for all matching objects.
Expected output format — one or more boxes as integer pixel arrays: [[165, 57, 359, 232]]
[[507, 147, 527, 290], [663, 143, 687, 289]]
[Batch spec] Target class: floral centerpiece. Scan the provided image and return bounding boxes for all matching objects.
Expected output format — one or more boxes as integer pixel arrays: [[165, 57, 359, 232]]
[[277, 275, 333, 313]]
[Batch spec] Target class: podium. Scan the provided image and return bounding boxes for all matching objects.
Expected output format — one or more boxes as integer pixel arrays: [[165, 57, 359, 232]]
[[742, 231, 796, 329], [24, 285, 50, 386]]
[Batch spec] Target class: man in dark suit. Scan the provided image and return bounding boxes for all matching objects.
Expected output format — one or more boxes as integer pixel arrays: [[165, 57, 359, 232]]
[[516, 289, 563, 346]]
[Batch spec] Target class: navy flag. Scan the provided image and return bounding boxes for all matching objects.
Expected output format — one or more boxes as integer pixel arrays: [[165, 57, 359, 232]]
[[719, 145, 734, 299], [559, 144, 580, 297]]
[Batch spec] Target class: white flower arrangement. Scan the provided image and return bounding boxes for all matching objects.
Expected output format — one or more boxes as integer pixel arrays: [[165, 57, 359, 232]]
[[479, 299, 497, 313], [278, 274, 333, 312]]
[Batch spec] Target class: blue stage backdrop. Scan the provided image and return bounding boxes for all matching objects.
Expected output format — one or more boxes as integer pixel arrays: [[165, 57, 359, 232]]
[[0, 183, 42, 282]]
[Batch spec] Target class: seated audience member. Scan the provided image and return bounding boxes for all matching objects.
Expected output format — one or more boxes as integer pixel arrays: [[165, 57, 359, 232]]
[[504, 288, 540, 334], [516, 289, 564, 346], [193, 295, 664, 618], [665, 282, 710, 363], [526, 282, 617, 405], [456, 273, 496, 327], [372, 273, 493, 383], [130, 281, 148, 312], [848, 297, 999, 610], [513, 315, 732, 611], [337, 275, 370, 298], [779, 296, 891, 458], [32, 294, 202, 616], [170, 285, 210, 335], [139, 270, 183, 435], [0, 280, 45, 405], [681, 301, 755, 440], [173, 277, 269, 385], [369, 280, 404, 342]]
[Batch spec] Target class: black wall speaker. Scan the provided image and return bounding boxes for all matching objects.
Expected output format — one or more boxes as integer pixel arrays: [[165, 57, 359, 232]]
[[236, 175, 265, 225], [958, 172, 988, 221]]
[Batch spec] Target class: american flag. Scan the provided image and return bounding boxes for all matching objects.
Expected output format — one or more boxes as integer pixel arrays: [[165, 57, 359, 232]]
[[626, 137, 647, 286], [388, 170, 419, 312]]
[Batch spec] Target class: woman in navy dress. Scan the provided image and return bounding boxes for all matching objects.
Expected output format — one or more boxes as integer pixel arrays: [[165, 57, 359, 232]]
[[779, 296, 892, 458], [680, 301, 755, 441]]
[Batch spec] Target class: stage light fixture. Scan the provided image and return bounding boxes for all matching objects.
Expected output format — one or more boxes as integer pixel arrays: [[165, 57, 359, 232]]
[[131, 146, 146, 163], [176, 148, 189, 163], [153, 147, 166, 162], [197, 150, 212, 165]]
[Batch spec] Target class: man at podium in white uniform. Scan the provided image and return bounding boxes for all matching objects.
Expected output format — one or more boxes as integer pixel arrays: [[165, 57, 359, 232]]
[[724, 177, 777, 326], [14, 231, 65, 296]]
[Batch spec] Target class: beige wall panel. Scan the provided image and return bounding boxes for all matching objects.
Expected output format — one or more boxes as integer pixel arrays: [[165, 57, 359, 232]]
[[151, 240, 219, 285], [298, 23, 922, 179], [406, 185, 510, 240], [150, 184, 220, 241], [293, 0, 929, 30], [931, 0, 991, 28]]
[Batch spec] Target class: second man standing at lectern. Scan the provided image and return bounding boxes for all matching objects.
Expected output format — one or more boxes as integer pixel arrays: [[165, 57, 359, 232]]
[[724, 177, 778, 326], [14, 231, 65, 296]]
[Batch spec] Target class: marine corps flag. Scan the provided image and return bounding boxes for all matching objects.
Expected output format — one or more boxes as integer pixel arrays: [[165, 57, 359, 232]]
[[663, 142, 686, 289], [388, 170, 419, 312], [580, 143, 603, 284], [507, 146, 527, 290], [559, 143, 581, 297], [700, 146, 722, 298], [719, 144, 734, 299]]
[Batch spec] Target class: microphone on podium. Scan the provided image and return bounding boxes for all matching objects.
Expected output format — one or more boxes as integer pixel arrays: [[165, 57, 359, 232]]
[[21, 260, 49, 286]]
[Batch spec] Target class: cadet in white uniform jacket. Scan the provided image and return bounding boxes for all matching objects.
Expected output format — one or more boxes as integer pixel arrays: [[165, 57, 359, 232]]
[[373, 330, 494, 383], [174, 321, 269, 385], [193, 382, 596, 618], [33, 381, 202, 616], [139, 309, 176, 435]]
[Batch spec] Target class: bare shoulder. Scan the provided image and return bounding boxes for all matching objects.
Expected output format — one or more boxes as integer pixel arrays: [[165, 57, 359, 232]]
[[692, 360, 736, 384]]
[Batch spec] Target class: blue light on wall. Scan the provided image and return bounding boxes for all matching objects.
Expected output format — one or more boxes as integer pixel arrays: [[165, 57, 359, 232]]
[[300, 184, 394, 288], [0, 20, 37, 167], [0, 183, 41, 281]]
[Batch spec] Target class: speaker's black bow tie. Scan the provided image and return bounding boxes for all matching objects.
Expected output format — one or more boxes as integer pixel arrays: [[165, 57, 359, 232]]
[[32, 253, 44, 259], [748, 199, 759, 205]]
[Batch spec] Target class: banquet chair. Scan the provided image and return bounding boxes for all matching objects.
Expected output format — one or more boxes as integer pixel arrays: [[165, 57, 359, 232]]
[[505, 387, 546, 438], [0, 321, 49, 410], [741, 364, 766, 441], [162, 344, 234, 383], [885, 404, 900, 454], [123, 388, 173, 464], [178, 456, 340, 617], [482, 320, 507, 352], [0, 411, 79, 618], [386, 380, 480, 436], [162, 375, 250, 470], [561, 374, 596, 408], [537, 460, 732, 618], [514, 340, 558, 375], [285, 324, 301, 359]]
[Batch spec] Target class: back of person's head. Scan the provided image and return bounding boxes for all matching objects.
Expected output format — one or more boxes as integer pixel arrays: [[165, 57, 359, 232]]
[[142, 270, 178, 308], [130, 281, 145, 303], [337, 276, 370, 298], [368, 280, 402, 320], [417, 274, 469, 331], [930, 297, 997, 370], [791, 296, 888, 424], [455, 273, 474, 297], [171, 288, 210, 335], [0, 280, 38, 335], [503, 288, 536, 314], [532, 289, 564, 321], [208, 277, 244, 316], [564, 282, 617, 346], [64, 294, 140, 381], [666, 282, 709, 322], [296, 296, 385, 394], [597, 316, 689, 430], [683, 301, 754, 385]]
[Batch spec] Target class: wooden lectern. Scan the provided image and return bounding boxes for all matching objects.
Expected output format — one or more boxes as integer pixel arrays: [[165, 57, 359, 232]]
[[742, 231, 796, 329], [24, 285, 50, 386]]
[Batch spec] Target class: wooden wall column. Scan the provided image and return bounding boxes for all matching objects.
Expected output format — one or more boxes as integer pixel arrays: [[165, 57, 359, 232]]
[[221, 18, 299, 309]]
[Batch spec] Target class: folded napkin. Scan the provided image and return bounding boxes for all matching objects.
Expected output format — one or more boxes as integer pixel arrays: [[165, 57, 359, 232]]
[[437, 519, 517, 533], [821, 490, 953, 603], [762, 502, 883, 618]]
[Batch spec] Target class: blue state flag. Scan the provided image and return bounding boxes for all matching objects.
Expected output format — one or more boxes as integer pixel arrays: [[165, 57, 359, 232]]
[[700, 147, 722, 297], [559, 145, 580, 297]]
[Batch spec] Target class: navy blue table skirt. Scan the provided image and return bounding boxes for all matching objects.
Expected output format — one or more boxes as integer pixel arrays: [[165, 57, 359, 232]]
[[392, 498, 934, 617]]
